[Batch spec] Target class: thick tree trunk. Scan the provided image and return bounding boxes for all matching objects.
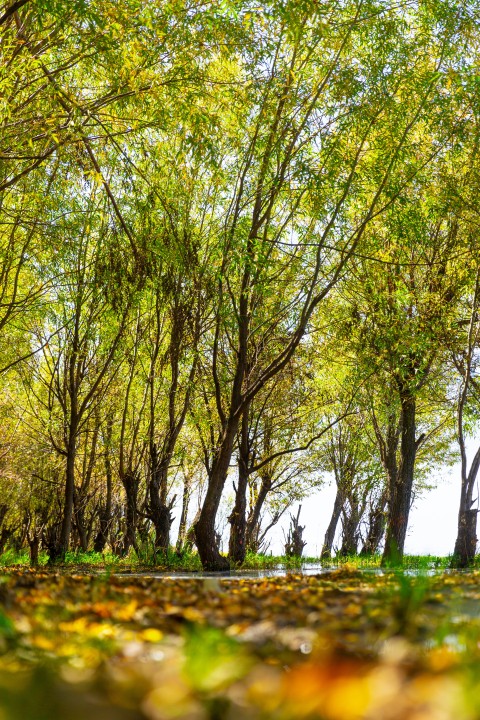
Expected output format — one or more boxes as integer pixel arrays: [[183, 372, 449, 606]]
[[121, 471, 139, 556], [228, 406, 250, 564], [454, 509, 478, 567], [151, 501, 172, 554], [28, 533, 40, 566], [382, 395, 416, 565], [195, 419, 239, 571], [321, 488, 343, 559], [149, 466, 172, 553], [148, 448, 173, 555], [340, 505, 360, 556], [360, 492, 387, 555]]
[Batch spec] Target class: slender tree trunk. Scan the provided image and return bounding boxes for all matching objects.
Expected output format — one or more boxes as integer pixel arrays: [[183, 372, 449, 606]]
[[0, 504, 8, 531], [321, 488, 343, 559], [452, 446, 480, 567], [228, 405, 250, 564], [121, 471, 139, 556], [245, 476, 271, 552], [50, 429, 77, 563], [184, 508, 201, 552], [382, 395, 416, 564], [195, 418, 239, 571], [94, 425, 113, 552], [176, 474, 192, 554], [73, 486, 88, 551]]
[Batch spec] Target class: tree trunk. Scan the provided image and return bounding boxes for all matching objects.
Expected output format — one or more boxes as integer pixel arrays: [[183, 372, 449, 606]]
[[149, 447, 173, 555], [360, 492, 387, 555], [151, 500, 172, 554], [184, 508, 201, 552], [321, 488, 343, 559], [228, 406, 250, 564], [452, 445, 480, 567], [245, 476, 271, 552], [339, 505, 360, 556], [94, 442, 113, 553], [176, 474, 192, 554], [28, 534, 40, 566], [382, 394, 416, 565], [73, 486, 88, 552], [285, 506, 306, 557], [0, 526, 13, 554], [121, 471, 139, 556], [50, 433, 77, 563], [195, 419, 239, 571], [454, 508, 478, 567]]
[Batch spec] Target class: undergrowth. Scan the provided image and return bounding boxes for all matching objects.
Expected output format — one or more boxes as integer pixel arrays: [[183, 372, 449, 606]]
[[0, 548, 463, 571]]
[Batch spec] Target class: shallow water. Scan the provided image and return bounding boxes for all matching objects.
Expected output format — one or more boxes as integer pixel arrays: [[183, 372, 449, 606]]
[[116, 564, 449, 580]]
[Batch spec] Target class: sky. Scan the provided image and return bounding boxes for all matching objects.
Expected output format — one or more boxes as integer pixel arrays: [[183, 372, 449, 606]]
[[173, 443, 475, 559], [267, 458, 465, 558]]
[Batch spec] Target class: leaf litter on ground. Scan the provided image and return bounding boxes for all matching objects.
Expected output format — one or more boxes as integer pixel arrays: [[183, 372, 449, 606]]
[[0, 566, 480, 718]]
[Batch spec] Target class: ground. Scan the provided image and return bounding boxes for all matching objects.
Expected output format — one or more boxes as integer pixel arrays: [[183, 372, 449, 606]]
[[0, 566, 480, 719]]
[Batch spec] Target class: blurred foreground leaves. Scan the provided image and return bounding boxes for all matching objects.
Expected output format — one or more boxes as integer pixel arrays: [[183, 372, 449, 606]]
[[0, 568, 480, 718]]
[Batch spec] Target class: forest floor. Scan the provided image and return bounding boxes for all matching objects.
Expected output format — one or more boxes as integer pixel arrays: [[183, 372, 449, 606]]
[[0, 566, 480, 719]]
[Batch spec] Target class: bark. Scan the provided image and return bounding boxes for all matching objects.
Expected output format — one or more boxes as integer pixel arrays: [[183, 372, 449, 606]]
[[147, 287, 197, 556], [43, 521, 61, 562], [454, 509, 478, 567], [73, 486, 88, 551], [146, 458, 176, 552], [0, 504, 8, 530], [360, 491, 387, 555], [50, 430, 77, 563], [339, 504, 360, 556], [321, 488, 343, 559], [176, 474, 192, 554], [151, 500, 172, 554], [452, 445, 480, 567], [195, 417, 239, 571], [184, 508, 201, 552], [121, 470, 139, 556], [0, 526, 13, 554], [285, 505, 306, 557], [94, 423, 113, 552], [382, 394, 416, 564], [228, 405, 250, 564], [245, 476, 271, 552], [149, 445, 174, 554], [28, 533, 41, 566]]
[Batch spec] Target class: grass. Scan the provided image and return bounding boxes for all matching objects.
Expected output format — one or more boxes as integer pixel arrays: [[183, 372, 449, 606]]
[[0, 547, 462, 572]]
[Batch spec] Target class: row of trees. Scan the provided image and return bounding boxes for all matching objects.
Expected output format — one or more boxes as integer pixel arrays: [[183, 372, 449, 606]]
[[0, 0, 479, 568]]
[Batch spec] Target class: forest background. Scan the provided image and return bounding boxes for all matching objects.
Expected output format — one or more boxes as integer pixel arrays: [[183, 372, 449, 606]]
[[1, 0, 480, 571]]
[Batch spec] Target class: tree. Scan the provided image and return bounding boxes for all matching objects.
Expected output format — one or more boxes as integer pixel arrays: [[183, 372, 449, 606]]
[[193, 0, 462, 570]]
